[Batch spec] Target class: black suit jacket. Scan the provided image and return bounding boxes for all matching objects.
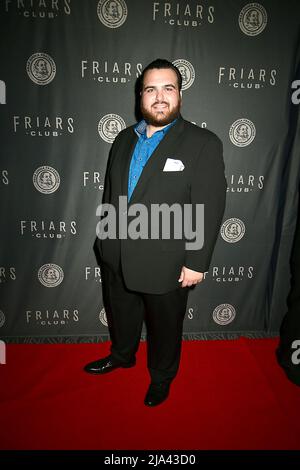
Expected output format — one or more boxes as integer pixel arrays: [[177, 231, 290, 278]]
[[96, 115, 227, 294]]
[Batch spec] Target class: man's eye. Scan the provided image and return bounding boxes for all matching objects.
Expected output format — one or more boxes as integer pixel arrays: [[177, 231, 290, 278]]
[[146, 88, 153, 93]]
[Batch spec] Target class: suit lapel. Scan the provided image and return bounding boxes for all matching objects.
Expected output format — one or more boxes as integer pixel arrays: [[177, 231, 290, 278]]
[[122, 116, 185, 205]]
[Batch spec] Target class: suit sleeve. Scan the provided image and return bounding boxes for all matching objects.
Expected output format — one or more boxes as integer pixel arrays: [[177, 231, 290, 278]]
[[101, 137, 119, 205], [100, 128, 126, 203], [94, 135, 120, 251], [184, 135, 227, 273]]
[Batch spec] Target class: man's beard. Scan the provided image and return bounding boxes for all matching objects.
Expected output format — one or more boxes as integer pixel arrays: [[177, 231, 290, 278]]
[[141, 101, 181, 127]]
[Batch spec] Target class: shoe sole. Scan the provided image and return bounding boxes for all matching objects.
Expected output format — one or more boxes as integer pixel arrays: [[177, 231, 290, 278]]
[[144, 395, 169, 407], [84, 362, 136, 374]]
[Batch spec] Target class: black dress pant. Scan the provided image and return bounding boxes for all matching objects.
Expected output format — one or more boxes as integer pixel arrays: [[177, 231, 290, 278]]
[[101, 261, 189, 384]]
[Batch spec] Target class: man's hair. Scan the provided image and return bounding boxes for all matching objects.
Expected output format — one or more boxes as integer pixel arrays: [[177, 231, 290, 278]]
[[140, 59, 182, 92]]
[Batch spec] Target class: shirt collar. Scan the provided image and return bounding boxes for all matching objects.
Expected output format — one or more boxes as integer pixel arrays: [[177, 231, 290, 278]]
[[134, 118, 177, 138]]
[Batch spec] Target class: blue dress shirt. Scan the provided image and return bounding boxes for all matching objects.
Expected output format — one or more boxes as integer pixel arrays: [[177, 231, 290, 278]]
[[127, 119, 177, 201]]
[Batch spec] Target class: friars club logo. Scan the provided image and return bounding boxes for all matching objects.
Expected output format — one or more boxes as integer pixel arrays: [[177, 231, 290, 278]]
[[229, 118, 256, 147], [152, 2, 215, 27], [81, 59, 142, 85], [27, 53, 56, 85], [98, 114, 126, 143], [221, 218, 245, 243], [26, 309, 79, 326], [0, 267, 16, 284], [213, 304, 236, 325], [97, 0, 127, 28], [33, 166, 60, 194], [85, 266, 102, 282], [3, 0, 71, 19], [173, 59, 195, 90], [83, 171, 104, 191], [13, 115, 74, 137], [239, 3, 267, 36], [227, 174, 264, 193], [20, 219, 77, 239], [204, 265, 254, 283], [38, 264, 64, 287], [1, 170, 9, 185], [218, 66, 277, 89]]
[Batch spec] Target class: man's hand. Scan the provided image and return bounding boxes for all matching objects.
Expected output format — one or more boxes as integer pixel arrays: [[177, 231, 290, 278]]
[[178, 266, 204, 288]]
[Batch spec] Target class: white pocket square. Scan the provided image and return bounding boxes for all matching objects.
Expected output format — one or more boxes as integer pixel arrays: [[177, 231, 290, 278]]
[[163, 158, 185, 172]]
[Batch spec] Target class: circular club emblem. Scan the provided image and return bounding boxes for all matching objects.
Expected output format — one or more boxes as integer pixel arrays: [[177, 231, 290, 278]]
[[221, 218, 245, 243], [99, 308, 108, 327], [38, 264, 64, 288], [173, 59, 195, 91], [239, 3, 267, 36], [229, 118, 256, 147], [0, 310, 5, 328], [97, 0, 127, 28], [213, 304, 236, 325], [33, 166, 60, 194], [98, 114, 126, 143], [26, 53, 56, 85]]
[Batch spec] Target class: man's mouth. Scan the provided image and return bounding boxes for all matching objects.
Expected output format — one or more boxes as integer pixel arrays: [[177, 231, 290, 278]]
[[153, 103, 169, 111]]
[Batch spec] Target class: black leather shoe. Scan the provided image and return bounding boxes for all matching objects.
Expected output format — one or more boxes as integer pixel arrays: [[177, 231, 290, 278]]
[[144, 381, 171, 407], [84, 355, 136, 375]]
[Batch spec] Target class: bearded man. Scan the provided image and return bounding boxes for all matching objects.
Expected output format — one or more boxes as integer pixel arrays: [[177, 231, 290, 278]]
[[85, 59, 227, 407]]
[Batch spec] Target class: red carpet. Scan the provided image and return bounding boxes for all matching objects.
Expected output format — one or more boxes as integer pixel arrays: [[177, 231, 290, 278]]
[[0, 338, 300, 450]]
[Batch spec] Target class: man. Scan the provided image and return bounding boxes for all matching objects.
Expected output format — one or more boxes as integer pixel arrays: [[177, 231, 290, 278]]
[[85, 59, 227, 406]]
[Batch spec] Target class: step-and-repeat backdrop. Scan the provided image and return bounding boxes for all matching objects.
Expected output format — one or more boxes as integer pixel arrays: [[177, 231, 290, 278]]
[[1, 0, 300, 342]]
